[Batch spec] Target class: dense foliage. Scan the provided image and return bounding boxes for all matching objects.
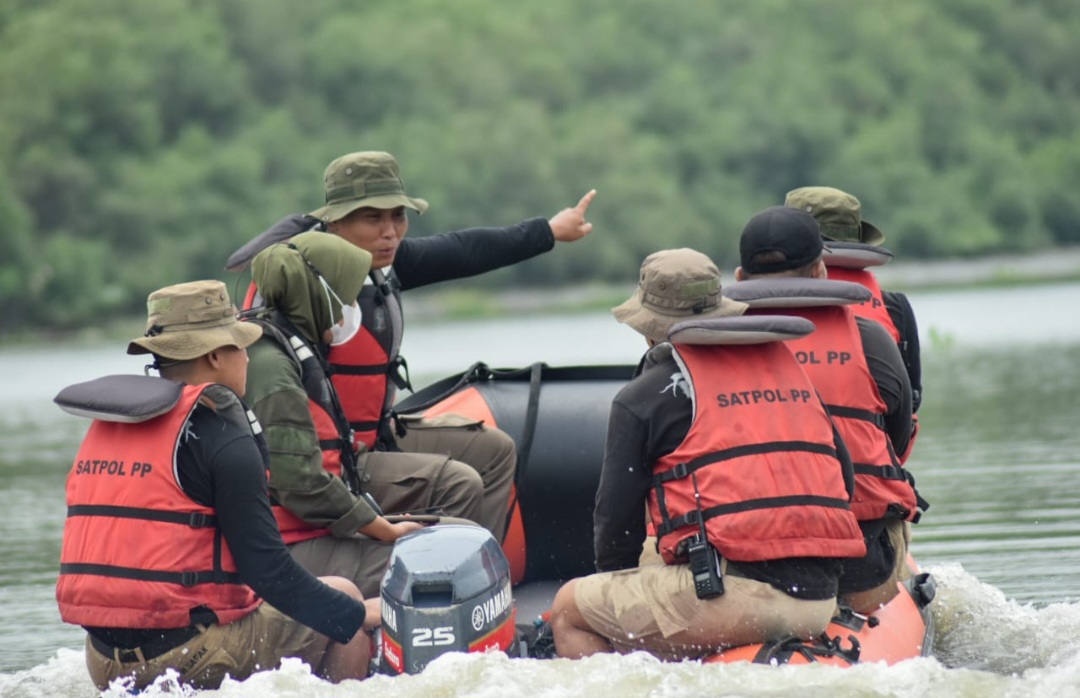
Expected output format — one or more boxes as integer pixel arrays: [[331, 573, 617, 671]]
[[1, 0, 1078, 332]]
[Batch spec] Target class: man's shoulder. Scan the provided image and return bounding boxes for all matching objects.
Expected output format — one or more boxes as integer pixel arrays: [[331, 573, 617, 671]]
[[855, 316, 906, 366], [178, 403, 255, 474], [881, 289, 916, 322], [185, 402, 251, 441], [248, 335, 297, 368], [245, 337, 304, 402], [618, 352, 686, 402]]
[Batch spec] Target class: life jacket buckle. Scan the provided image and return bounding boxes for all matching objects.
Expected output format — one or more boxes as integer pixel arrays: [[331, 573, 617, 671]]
[[389, 355, 413, 392], [188, 512, 213, 528]]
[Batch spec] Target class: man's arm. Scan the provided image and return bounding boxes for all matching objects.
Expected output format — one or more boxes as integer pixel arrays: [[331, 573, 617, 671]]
[[181, 409, 365, 644], [257, 388, 382, 534], [393, 218, 555, 290], [593, 358, 690, 572], [882, 290, 923, 412], [593, 400, 653, 572], [393, 189, 596, 290]]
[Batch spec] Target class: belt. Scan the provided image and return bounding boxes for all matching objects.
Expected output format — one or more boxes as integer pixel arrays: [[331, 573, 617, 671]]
[[89, 625, 204, 663]]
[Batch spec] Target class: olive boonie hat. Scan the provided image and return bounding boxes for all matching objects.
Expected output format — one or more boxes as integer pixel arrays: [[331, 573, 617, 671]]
[[309, 151, 429, 223], [613, 248, 748, 343], [784, 186, 885, 246], [740, 206, 827, 275], [127, 280, 262, 360]]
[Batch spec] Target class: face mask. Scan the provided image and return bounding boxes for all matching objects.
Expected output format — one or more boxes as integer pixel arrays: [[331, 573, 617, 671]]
[[318, 275, 362, 346], [331, 302, 363, 346]]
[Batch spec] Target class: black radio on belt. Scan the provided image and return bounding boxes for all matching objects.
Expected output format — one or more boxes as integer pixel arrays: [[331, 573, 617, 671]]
[[688, 473, 724, 600]]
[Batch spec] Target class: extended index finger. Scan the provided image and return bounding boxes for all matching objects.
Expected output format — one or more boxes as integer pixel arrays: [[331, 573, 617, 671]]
[[575, 189, 597, 215]]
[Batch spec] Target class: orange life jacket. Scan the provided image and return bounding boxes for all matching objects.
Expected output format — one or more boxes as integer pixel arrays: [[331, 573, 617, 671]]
[[825, 267, 901, 343], [768, 305, 921, 522], [327, 269, 405, 449], [57, 384, 261, 629], [649, 342, 864, 564]]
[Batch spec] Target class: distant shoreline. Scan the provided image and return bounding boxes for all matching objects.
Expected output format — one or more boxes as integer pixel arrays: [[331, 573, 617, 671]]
[[3, 248, 1079, 348], [870, 247, 1080, 289], [406, 247, 1080, 323]]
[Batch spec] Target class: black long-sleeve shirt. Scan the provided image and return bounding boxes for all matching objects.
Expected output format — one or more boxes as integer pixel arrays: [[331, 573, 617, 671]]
[[855, 316, 913, 456], [392, 217, 555, 290], [88, 404, 365, 647], [227, 213, 555, 289]]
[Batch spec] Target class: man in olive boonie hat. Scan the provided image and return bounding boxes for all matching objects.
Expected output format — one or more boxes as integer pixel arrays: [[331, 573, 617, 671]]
[[128, 279, 262, 363], [729, 205, 920, 616], [782, 185, 923, 419], [227, 148, 599, 548], [309, 151, 430, 223], [612, 248, 748, 344], [784, 186, 885, 246]]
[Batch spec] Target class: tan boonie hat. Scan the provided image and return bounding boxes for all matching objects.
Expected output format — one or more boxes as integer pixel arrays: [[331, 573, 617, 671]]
[[309, 151, 429, 223], [127, 280, 262, 360], [784, 186, 885, 246], [612, 248, 748, 343]]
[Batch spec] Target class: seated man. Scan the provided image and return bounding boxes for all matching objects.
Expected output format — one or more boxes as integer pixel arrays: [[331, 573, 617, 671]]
[[785, 186, 923, 462], [244, 231, 479, 597], [227, 151, 596, 543], [729, 206, 927, 614], [55, 280, 376, 691], [549, 249, 865, 660]]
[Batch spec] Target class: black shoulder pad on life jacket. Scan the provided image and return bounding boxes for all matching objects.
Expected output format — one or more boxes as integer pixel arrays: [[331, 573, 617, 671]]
[[883, 290, 917, 343], [882, 289, 923, 411], [724, 278, 872, 308], [245, 315, 304, 370], [224, 213, 322, 272], [667, 315, 815, 345], [642, 342, 675, 370], [54, 375, 184, 423], [822, 241, 894, 270], [199, 383, 256, 434]]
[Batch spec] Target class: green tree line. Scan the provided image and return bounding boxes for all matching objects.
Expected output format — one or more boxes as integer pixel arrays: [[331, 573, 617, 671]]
[[1, 0, 1078, 333]]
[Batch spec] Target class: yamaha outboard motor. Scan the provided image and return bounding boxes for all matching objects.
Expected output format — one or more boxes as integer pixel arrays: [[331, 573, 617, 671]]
[[377, 525, 517, 675]]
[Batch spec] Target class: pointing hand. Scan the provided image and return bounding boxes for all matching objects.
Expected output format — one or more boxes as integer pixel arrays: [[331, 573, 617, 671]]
[[549, 189, 597, 243]]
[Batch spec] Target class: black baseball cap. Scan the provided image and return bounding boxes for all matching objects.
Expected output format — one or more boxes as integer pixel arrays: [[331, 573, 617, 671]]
[[739, 206, 826, 274]]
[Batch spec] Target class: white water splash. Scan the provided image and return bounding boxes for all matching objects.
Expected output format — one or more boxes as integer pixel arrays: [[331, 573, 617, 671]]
[[5, 565, 1080, 698], [930, 562, 1080, 675]]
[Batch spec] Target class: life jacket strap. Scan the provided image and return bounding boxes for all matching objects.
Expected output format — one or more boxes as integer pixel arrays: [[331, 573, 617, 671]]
[[654, 494, 853, 538], [824, 404, 885, 429], [852, 463, 908, 480], [67, 504, 215, 528], [329, 362, 388, 376], [653, 441, 839, 485], [388, 355, 412, 392], [59, 563, 241, 587]]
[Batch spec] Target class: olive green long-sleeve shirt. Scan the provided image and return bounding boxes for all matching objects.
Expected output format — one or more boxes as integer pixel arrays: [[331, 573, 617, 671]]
[[244, 336, 379, 536]]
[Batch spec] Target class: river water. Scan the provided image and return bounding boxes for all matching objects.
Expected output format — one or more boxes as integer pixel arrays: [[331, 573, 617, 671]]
[[3, 282, 1080, 697]]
